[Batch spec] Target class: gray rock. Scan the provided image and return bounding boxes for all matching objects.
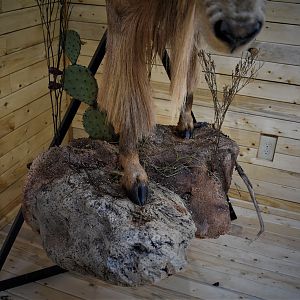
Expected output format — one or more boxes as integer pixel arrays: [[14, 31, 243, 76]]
[[23, 142, 196, 286]]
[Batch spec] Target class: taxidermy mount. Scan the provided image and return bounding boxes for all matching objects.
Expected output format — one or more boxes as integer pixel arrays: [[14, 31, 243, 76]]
[[98, 0, 266, 205]]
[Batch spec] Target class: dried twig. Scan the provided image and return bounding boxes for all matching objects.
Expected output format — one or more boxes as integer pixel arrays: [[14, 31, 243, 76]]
[[36, 0, 72, 140], [198, 49, 263, 155], [235, 162, 264, 239]]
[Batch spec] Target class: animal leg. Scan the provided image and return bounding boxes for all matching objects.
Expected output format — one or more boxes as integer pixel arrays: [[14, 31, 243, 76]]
[[119, 132, 148, 206], [177, 94, 194, 139], [176, 38, 200, 139]]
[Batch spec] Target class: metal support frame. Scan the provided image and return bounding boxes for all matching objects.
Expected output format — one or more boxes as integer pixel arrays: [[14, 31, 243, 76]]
[[0, 30, 107, 292]]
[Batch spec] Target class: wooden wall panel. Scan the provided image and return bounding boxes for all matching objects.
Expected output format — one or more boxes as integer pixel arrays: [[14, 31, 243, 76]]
[[0, 2, 64, 225], [69, 0, 300, 214]]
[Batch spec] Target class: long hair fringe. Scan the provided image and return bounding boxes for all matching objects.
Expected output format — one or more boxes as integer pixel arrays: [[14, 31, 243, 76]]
[[98, 0, 200, 140]]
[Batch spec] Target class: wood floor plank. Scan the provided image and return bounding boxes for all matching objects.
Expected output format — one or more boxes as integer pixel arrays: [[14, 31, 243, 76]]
[[230, 207, 300, 239], [0, 250, 52, 281], [190, 240, 300, 278], [39, 272, 197, 300], [156, 275, 260, 300], [229, 223, 300, 252], [38, 273, 139, 300], [186, 249, 300, 294], [231, 198, 300, 221], [2, 251, 198, 300], [232, 216, 300, 240], [0, 291, 27, 300], [1, 270, 83, 300], [180, 264, 300, 300], [55, 274, 201, 300], [1, 224, 43, 250], [0, 249, 137, 300], [206, 234, 300, 264], [0, 205, 20, 230], [1, 206, 300, 300], [233, 207, 300, 229]]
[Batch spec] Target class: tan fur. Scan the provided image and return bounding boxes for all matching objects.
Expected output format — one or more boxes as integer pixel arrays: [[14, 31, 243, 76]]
[[120, 152, 148, 190], [99, 0, 202, 141], [177, 94, 194, 132], [97, 0, 266, 198]]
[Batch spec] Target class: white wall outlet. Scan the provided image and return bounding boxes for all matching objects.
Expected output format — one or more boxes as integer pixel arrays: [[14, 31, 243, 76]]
[[257, 134, 277, 161]]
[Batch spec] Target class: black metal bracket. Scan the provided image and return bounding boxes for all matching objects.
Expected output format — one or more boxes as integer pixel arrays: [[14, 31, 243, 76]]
[[0, 30, 107, 292]]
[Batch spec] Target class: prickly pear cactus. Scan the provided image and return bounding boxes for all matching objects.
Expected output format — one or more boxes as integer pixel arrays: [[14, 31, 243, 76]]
[[63, 64, 98, 105], [62, 30, 115, 141], [64, 30, 81, 65], [83, 107, 116, 140]]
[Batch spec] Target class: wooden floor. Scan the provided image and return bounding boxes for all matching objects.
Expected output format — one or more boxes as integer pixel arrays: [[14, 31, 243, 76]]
[[0, 200, 300, 300]]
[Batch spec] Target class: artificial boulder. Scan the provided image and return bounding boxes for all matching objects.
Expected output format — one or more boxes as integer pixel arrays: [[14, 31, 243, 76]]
[[23, 139, 196, 286], [23, 125, 239, 286]]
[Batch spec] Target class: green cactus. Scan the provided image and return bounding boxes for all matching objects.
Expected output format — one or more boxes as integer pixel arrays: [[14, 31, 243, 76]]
[[64, 30, 81, 64], [63, 64, 98, 105], [62, 30, 115, 141], [83, 107, 116, 140]]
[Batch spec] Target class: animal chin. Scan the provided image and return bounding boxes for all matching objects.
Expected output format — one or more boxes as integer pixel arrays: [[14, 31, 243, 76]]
[[202, 33, 233, 53], [206, 33, 255, 54]]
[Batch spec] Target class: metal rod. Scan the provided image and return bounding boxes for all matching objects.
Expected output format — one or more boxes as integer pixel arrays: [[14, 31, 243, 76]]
[[0, 208, 24, 271], [0, 266, 67, 291]]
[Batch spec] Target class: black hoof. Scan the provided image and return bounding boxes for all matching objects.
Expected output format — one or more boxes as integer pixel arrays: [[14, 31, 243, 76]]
[[178, 129, 194, 139], [127, 182, 148, 206], [184, 129, 193, 139]]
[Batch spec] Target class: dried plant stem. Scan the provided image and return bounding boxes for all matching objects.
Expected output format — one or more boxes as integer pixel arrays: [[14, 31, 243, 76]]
[[36, 0, 72, 140], [235, 162, 264, 239], [198, 49, 263, 155]]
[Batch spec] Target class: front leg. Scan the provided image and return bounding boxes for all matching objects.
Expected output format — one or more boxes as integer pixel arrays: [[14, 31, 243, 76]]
[[119, 132, 148, 206]]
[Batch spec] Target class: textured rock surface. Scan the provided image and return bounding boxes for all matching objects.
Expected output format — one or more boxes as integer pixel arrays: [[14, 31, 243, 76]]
[[23, 140, 196, 286], [23, 125, 239, 285], [140, 125, 239, 238]]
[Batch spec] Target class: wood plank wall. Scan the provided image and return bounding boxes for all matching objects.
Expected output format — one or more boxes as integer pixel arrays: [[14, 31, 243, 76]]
[[69, 0, 300, 214], [0, 0, 61, 223]]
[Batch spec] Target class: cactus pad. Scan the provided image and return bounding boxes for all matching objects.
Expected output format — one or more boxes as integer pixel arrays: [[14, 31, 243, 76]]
[[65, 30, 81, 64], [63, 64, 98, 105], [83, 107, 116, 140]]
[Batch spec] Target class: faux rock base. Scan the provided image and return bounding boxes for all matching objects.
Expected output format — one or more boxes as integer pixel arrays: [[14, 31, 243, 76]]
[[23, 140, 196, 286], [23, 125, 239, 286], [139, 125, 239, 238]]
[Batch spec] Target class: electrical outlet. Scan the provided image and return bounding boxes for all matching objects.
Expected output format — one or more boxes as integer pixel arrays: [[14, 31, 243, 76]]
[[257, 134, 277, 161]]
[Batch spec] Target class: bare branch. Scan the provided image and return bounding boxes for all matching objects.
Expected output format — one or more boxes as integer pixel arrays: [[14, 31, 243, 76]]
[[198, 49, 263, 154], [235, 162, 264, 239]]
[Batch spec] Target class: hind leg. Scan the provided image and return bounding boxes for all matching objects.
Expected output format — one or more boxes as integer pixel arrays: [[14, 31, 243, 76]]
[[177, 94, 194, 139], [176, 40, 200, 139], [119, 132, 148, 206]]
